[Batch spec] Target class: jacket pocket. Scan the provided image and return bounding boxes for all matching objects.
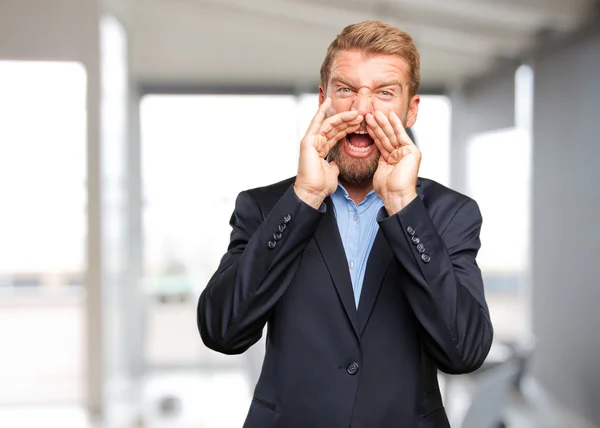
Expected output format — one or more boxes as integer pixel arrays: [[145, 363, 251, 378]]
[[419, 406, 450, 428], [243, 396, 279, 428], [420, 388, 444, 419], [252, 396, 276, 411], [421, 406, 445, 420]]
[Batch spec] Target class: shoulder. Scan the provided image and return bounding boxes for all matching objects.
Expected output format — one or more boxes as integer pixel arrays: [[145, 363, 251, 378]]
[[418, 177, 475, 209], [417, 177, 481, 231], [238, 176, 296, 210]]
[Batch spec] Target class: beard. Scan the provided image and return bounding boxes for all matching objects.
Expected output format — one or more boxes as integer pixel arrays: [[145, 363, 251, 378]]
[[327, 140, 380, 186]]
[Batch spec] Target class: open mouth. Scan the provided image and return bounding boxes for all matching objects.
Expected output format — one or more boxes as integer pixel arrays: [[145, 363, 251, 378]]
[[344, 131, 376, 158]]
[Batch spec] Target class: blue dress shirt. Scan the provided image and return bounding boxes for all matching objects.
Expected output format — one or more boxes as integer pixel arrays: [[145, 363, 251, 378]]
[[330, 184, 384, 308]]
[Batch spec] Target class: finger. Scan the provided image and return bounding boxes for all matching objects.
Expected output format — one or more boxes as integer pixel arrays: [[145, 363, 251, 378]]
[[377, 153, 390, 169], [389, 111, 415, 147], [372, 136, 391, 163], [327, 159, 340, 177], [374, 111, 400, 149], [313, 116, 362, 157], [366, 113, 395, 154], [315, 122, 361, 158], [364, 121, 390, 160], [318, 110, 361, 137], [323, 115, 363, 142], [326, 123, 361, 150], [305, 97, 332, 137], [313, 134, 330, 158]]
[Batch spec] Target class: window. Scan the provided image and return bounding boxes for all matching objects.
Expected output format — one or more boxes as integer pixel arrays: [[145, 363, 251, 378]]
[[464, 65, 534, 341], [0, 60, 87, 403]]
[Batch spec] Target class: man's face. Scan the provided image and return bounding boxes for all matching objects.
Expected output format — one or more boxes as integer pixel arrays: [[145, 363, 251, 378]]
[[319, 50, 420, 186]]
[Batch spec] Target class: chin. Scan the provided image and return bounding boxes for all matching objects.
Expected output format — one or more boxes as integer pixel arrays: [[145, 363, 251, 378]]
[[333, 148, 379, 187]]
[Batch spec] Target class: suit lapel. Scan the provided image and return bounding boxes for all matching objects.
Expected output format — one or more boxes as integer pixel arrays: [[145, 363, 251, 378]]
[[356, 179, 423, 336], [314, 198, 359, 338], [357, 227, 393, 336]]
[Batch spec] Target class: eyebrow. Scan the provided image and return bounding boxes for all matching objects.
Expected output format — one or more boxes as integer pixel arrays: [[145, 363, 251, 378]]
[[330, 77, 403, 92], [330, 77, 357, 88], [373, 81, 403, 91]]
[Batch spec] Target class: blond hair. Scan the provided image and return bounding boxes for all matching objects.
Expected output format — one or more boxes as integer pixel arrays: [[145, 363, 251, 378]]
[[320, 20, 421, 97]]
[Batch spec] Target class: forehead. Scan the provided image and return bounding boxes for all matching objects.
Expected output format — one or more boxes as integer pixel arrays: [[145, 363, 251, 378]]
[[329, 50, 410, 86]]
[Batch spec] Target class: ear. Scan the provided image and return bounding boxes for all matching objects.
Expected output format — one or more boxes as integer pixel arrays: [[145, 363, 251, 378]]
[[406, 95, 420, 129], [318, 84, 326, 105]]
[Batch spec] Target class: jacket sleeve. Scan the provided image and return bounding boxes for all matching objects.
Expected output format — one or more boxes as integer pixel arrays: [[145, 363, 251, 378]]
[[377, 196, 493, 374], [197, 185, 324, 355]]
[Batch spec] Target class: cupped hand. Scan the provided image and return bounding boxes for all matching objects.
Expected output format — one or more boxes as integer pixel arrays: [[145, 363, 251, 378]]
[[366, 110, 421, 214], [294, 97, 363, 208]]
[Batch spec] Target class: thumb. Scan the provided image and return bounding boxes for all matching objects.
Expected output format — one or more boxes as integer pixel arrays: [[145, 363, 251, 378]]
[[328, 160, 340, 176]]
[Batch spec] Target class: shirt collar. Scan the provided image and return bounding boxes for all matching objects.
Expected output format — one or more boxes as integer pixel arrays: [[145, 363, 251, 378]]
[[334, 182, 379, 207]]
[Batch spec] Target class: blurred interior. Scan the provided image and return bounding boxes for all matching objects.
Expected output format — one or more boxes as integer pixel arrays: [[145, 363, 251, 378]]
[[1, 0, 600, 427]]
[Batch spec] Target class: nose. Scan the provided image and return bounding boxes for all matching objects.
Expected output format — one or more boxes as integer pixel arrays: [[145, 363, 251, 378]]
[[352, 90, 374, 116]]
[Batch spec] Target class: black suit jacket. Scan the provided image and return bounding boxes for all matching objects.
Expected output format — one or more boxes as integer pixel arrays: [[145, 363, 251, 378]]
[[197, 177, 493, 428]]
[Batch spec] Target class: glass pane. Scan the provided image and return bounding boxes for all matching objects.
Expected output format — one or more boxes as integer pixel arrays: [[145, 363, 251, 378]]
[[466, 127, 531, 340], [140, 94, 299, 366], [411, 95, 451, 187], [0, 61, 87, 403]]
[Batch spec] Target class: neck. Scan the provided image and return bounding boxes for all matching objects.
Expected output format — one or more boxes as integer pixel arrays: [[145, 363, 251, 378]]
[[340, 179, 373, 205]]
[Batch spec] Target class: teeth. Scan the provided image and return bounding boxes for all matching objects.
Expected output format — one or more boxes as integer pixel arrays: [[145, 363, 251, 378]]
[[346, 141, 371, 153], [355, 131, 367, 134]]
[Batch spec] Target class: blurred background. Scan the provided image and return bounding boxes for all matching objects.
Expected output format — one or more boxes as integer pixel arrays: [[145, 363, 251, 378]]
[[1, 0, 599, 427]]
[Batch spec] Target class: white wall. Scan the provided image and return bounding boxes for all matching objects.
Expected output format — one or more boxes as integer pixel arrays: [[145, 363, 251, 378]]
[[531, 21, 600, 426]]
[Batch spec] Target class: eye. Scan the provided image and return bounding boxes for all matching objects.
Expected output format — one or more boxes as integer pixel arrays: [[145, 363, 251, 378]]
[[380, 90, 393, 97], [340, 87, 352, 93]]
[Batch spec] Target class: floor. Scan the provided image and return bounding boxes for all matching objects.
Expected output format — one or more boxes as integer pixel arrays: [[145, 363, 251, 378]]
[[0, 371, 597, 428]]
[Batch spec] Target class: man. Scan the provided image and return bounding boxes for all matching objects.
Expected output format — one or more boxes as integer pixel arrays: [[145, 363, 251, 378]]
[[197, 20, 493, 427]]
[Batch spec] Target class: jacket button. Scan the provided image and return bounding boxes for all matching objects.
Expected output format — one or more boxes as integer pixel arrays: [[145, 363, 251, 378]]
[[346, 362, 359, 375], [283, 214, 292, 223], [417, 243, 425, 254], [278, 223, 287, 233], [421, 253, 431, 263], [412, 236, 420, 245], [273, 232, 283, 241], [407, 226, 415, 236], [268, 241, 277, 249]]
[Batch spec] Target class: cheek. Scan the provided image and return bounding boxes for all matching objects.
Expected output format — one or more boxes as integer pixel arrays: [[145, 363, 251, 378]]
[[373, 100, 404, 117], [330, 98, 354, 112]]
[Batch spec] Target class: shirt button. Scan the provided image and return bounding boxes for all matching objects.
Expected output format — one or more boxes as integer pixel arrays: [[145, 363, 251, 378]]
[[349, 261, 354, 269], [353, 214, 358, 221]]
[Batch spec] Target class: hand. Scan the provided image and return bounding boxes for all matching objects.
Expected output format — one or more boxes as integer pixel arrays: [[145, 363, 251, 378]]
[[294, 97, 363, 208], [366, 110, 421, 215]]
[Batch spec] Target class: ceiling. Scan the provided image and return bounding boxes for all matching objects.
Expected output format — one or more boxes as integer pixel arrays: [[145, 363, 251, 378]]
[[108, 0, 599, 92]]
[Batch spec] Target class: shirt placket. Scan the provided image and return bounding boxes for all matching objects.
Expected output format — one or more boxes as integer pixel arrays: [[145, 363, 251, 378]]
[[348, 205, 361, 306]]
